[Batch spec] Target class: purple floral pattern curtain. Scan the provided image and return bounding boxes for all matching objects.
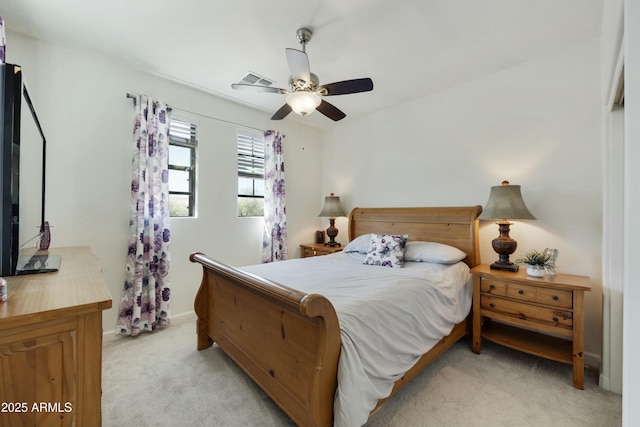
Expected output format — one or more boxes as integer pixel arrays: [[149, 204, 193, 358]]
[[261, 130, 287, 262], [0, 17, 6, 63], [117, 94, 171, 336]]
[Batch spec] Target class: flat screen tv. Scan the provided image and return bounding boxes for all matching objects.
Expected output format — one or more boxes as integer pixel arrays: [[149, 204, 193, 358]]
[[0, 63, 21, 276], [0, 63, 48, 276]]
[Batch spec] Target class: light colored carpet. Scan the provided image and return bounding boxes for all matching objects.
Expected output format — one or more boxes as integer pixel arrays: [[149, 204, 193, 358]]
[[102, 314, 621, 427]]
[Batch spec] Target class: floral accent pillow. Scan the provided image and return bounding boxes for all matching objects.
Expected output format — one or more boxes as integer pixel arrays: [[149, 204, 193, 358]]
[[363, 234, 408, 268]]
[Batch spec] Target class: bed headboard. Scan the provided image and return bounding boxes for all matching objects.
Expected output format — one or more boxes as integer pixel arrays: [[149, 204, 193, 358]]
[[348, 206, 482, 268]]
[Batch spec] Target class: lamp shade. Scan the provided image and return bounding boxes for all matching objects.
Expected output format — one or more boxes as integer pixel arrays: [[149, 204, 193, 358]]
[[286, 91, 321, 116], [318, 193, 346, 218], [477, 181, 536, 220]]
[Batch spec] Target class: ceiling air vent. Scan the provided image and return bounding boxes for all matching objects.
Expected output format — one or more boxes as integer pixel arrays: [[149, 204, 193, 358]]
[[240, 71, 274, 87]]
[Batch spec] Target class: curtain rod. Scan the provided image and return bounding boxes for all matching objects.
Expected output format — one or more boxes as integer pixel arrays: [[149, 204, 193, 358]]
[[125, 93, 276, 135], [126, 92, 172, 112]]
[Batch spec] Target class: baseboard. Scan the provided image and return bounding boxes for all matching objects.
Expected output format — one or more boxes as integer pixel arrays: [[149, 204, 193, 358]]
[[103, 311, 197, 343], [599, 373, 611, 390], [169, 310, 197, 324], [584, 350, 601, 374]]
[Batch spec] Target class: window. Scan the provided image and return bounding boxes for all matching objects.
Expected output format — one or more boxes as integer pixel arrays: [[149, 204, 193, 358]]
[[237, 131, 264, 217], [168, 118, 197, 217]]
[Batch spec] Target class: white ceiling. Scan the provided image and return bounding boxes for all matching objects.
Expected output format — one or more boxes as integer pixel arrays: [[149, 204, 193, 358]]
[[0, 0, 603, 129]]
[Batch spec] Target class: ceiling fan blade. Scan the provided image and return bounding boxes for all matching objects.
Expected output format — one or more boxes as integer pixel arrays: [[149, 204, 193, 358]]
[[316, 100, 346, 121], [319, 78, 374, 96], [286, 48, 311, 83], [271, 103, 293, 120], [231, 83, 287, 94]]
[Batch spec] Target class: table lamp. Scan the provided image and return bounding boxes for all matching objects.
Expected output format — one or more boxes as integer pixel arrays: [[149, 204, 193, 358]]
[[478, 181, 536, 271], [318, 193, 346, 247]]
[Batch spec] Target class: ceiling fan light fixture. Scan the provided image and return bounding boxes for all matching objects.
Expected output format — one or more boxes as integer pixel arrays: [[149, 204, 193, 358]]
[[232, 27, 373, 121], [286, 91, 321, 116]]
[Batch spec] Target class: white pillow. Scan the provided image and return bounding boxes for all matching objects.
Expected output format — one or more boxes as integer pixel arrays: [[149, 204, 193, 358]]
[[343, 233, 373, 253], [363, 234, 408, 268], [403, 241, 467, 264]]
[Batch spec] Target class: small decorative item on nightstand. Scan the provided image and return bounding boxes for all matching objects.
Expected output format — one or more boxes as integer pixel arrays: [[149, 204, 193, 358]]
[[525, 264, 545, 277], [315, 230, 325, 244], [516, 249, 557, 277], [543, 248, 558, 275]]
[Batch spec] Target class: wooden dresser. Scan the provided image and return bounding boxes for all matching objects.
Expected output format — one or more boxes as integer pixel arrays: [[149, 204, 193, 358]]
[[0, 246, 112, 427], [471, 264, 591, 389]]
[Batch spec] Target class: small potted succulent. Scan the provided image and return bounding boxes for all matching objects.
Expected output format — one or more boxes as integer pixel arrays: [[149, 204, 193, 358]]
[[516, 249, 557, 277]]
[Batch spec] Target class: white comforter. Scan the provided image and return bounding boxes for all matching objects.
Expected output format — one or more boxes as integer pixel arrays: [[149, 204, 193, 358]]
[[241, 252, 472, 427]]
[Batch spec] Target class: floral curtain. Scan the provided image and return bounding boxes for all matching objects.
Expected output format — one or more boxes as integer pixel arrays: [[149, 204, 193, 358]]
[[1, 17, 6, 63], [261, 130, 287, 262], [116, 94, 171, 336]]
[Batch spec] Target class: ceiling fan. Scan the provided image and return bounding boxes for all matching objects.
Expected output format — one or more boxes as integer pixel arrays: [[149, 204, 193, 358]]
[[231, 27, 373, 121]]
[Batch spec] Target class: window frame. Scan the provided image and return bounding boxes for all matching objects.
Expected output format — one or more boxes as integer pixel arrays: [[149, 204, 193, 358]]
[[168, 117, 198, 218], [237, 130, 265, 217]]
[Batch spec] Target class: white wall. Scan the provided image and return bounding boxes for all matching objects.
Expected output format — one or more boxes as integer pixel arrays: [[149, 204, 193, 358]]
[[623, 0, 640, 424], [6, 31, 323, 331], [600, 0, 624, 394], [321, 39, 604, 362]]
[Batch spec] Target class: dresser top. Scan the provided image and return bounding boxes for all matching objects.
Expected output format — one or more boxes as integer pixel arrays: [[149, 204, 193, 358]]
[[0, 246, 113, 328]]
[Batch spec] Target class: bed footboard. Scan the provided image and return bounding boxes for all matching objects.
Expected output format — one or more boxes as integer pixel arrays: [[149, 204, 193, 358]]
[[190, 253, 341, 427]]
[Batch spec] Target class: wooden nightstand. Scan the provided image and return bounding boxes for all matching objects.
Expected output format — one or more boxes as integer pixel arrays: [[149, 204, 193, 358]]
[[471, 264, 591, 389], [300, 243, 343, 258]]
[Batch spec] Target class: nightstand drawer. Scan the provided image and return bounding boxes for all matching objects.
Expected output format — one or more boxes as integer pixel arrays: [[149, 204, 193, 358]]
[[481, 279, 572, 308], [313, 248, 334, 256], [480, 278, 508, 295], [300, 243, 343, 258], [304, 247, 333, 256], [480, 295, 573, 330]]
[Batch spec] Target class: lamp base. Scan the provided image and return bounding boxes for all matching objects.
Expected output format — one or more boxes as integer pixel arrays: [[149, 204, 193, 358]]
[[324, 217, 341, 247], [490, 261, 519, 272], [489, 221, 519, 272]]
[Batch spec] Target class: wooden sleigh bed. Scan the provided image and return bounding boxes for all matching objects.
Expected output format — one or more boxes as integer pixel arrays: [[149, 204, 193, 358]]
[[190, 206, 482, 427]]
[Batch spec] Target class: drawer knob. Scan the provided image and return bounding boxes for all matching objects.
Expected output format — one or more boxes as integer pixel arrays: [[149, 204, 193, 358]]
[[489, 284, 495, 289], [518, 290, 524, 295], [553, 317, 559, 323], [489, 303, 495, 308], [553, 296, 559, 301]]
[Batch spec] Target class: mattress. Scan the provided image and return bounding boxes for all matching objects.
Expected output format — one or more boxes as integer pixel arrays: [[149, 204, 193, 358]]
[[242, 251, 472, 427]]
